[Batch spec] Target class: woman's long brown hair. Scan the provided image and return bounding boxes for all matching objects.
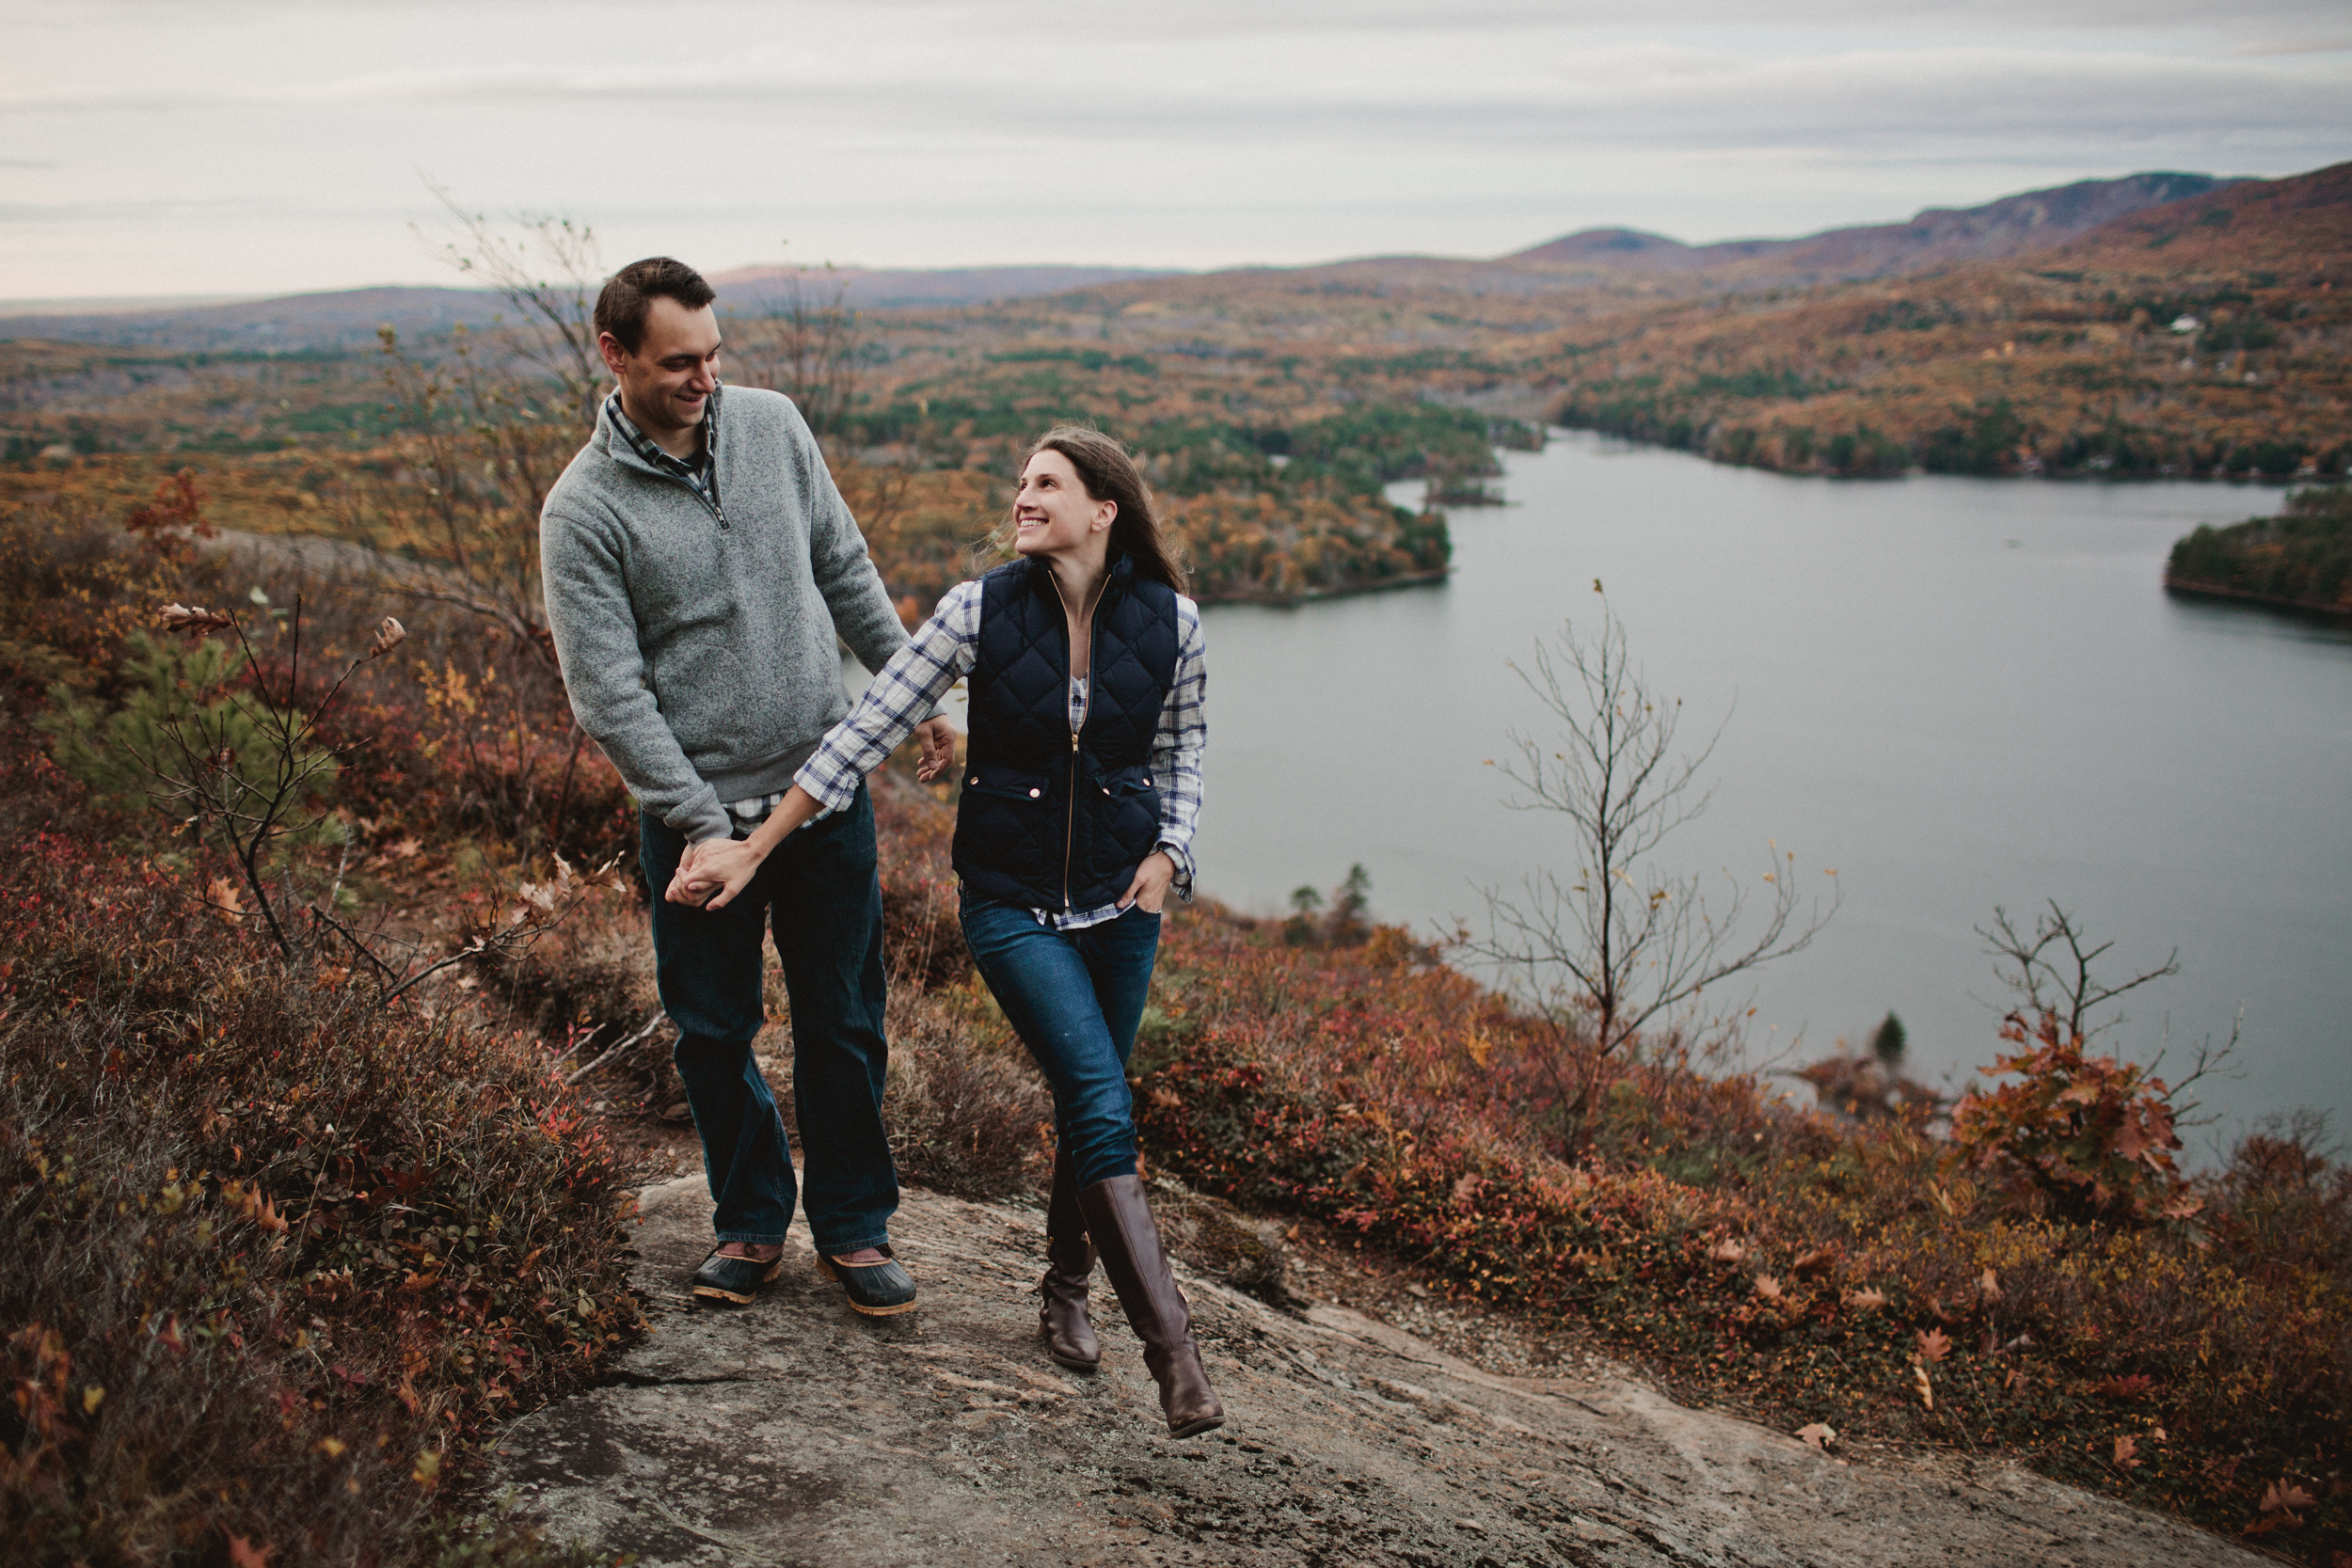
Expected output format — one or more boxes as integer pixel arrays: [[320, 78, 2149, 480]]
[[1018, 425, 1188, 593]]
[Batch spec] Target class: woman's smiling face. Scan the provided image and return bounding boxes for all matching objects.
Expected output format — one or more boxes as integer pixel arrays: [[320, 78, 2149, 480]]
[[1012, 448, 1117, 562]]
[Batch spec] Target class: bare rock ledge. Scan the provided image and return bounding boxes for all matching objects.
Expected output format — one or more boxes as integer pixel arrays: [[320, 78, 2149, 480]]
[[488, 1177, 2263, 1567]]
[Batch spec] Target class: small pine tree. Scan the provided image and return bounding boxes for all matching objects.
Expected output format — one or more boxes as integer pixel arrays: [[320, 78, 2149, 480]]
[[1284, 884, 1325, 946], [1870, 1011, 1908, 1071], [1326, 863, 1374, 947]]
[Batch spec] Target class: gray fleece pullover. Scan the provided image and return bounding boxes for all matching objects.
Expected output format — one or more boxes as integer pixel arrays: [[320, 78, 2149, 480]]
[[540, 384, 909, 845]]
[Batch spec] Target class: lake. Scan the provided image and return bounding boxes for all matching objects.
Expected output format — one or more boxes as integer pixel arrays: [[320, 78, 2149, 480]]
[[1189, 434, 2351, 1148]]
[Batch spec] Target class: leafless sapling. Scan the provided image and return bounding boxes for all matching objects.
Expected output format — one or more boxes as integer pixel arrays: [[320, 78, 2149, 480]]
[[1461, 594, 1839, 1146]]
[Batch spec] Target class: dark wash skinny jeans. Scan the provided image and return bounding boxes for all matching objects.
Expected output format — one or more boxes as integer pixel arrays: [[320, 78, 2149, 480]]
[[640, 784, 898, 1255], [959, 893, 1160, 1189]]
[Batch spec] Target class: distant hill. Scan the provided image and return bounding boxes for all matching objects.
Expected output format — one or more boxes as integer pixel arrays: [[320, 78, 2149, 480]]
[[1052, 170, 2261, 309], [1507, 172, 2244, 284], [0, 286, 511, 353], [2039, 161, 2352, 279], [707, 263, 1181, 309], [1538, 160, 2351, 482], [0, 266, 1184, 352]]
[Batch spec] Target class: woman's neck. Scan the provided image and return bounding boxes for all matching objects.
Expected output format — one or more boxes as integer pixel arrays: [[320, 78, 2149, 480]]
[[1046, 546, 1110, 612]]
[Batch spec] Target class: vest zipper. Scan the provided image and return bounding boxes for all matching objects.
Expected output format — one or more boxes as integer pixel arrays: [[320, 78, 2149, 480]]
[[1059, 585, 1104, 911], [1061, 728, 1079, 910]]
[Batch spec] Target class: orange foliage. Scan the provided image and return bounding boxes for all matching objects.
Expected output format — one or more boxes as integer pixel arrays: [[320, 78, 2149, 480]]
[[1951, 1011, 2201, 1225]]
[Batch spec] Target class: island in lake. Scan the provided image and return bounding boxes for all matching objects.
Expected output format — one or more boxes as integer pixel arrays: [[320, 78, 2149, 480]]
[[2168, 486, 2352, 616]]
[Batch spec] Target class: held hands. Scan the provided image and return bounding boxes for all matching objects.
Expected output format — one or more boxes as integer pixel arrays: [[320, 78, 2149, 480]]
[[1118, 850, 1176, 915], [663, 785, 824, 911], [913, 715, 957, 783], [665, 836, 765, 911]]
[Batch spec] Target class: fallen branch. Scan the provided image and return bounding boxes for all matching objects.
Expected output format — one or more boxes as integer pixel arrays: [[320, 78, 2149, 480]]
[[566, 1009, 669, 1086]]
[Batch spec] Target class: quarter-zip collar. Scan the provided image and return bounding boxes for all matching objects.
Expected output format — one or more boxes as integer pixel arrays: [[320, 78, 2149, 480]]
[[604, 385, 728, 529]]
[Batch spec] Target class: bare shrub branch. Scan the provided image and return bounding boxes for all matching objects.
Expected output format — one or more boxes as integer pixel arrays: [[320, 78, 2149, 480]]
[[1460, 595, 1839, 1148]]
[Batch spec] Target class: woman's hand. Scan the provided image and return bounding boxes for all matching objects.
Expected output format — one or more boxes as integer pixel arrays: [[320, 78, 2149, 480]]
[[666, 785, 827, 911], [1118, 850, 1176, 914], [913, 715, 957, 783], [667, 837, 766, 911]]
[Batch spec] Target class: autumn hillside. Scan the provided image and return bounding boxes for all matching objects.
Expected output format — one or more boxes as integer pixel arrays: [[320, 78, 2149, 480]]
[[2, 160, 2346, 644], [1507, 170, 2243, 285], [1531, 162, 2352, 480]]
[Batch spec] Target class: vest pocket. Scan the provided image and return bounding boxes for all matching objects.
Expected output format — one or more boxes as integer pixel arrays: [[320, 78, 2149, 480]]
[[962, 763, 1054, 802], [1093, 767, 1161, 863]]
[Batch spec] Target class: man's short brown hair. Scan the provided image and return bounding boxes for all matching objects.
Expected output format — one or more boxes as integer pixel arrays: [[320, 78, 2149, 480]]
[[594, 258, 716, 354]]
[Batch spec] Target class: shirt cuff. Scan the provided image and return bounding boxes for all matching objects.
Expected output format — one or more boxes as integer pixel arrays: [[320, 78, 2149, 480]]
[[792, 759, 860, 819], [1154, 840, 1196, 902]]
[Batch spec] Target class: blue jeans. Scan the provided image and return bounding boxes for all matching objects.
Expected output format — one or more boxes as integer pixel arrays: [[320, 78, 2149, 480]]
[[959, 894, 1161, 1189], [641, 784, 897, 1256]]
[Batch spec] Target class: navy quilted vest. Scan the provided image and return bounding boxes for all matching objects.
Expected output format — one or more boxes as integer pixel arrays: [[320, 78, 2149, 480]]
[[954, 553, 1180, 911]]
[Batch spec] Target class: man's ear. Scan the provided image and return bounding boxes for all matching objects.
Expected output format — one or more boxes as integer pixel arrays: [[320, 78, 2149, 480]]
[[596, 330, 630, 378]]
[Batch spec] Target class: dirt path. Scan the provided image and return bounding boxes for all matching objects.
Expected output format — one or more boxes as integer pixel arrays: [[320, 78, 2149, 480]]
[[489, 1178, 2263, 1567]]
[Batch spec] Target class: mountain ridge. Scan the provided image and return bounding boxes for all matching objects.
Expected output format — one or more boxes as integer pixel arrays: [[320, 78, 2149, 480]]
[[1506, 171, 2246, 282]]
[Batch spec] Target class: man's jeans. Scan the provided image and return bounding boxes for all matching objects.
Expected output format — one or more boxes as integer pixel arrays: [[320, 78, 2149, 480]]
[[958, 894, 1160, 1189], [641, 784, 898, 1256]]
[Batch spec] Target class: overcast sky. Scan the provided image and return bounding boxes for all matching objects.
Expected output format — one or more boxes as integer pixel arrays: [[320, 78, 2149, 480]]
[[5, 0, 2348, 301]]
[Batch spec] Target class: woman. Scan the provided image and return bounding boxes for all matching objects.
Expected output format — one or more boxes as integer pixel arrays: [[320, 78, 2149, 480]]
[[670, 425, 1221, 1439]]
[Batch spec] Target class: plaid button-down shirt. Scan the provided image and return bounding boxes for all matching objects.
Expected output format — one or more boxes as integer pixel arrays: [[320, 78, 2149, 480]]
[[795, 578, 1208, 929], [606, 389, 721, 514]]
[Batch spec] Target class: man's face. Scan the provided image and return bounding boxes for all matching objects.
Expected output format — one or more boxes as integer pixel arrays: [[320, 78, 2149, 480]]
[[601, 296, 723, 436]]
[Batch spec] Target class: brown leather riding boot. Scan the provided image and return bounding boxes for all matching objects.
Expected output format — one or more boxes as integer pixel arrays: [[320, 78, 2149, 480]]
[[1039, 1150, 1101, 1370], [1078, 1174, 1225, 1438]]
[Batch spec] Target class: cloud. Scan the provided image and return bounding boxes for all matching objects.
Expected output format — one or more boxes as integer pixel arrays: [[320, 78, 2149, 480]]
[[4, 0, 2347, 292], [2231, 35, 2352, 55], [9, 33, 2339, 158]]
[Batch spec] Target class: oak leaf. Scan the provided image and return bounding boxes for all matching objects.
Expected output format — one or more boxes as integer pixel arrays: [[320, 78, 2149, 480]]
[[1845, 1287, 1887, 1311], [2261, 1481, 2318, 1516], [1912, 1365, 1934, 1410], [1708, 1238, 1747, 1265], [227, 1536, 273, 1568], [1915, 1327, 1952, 1364], [1752, 1274, 1784, 1302], [2112, 1434, 2140, 1469], [1795, 1422, 1837, 1451]]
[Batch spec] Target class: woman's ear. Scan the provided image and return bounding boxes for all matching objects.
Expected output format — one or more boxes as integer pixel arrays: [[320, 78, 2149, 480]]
[[1093, 499, 1119, 533]]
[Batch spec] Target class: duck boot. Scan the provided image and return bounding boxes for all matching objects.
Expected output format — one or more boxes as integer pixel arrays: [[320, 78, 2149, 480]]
[[1078, 1174, 1225, 1438], [1040, 1151, 1102, 1370]]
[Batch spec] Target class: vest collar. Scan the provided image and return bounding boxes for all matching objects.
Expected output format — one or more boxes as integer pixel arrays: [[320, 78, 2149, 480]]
[[1019, 547, 1136, 606]]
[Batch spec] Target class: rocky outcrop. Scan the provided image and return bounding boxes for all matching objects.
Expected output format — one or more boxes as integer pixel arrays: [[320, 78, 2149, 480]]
[[488, 1177, 2266, 1567]]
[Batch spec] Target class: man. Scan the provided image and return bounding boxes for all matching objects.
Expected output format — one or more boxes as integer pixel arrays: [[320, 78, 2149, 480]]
[[539, 256, 954, 1312]]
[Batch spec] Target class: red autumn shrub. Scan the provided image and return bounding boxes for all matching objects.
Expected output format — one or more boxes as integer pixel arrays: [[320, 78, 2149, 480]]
[[1123, 895, 2346, 1563], [0, 754, 636, 1567], [1950, 1009, 2202, 1225]]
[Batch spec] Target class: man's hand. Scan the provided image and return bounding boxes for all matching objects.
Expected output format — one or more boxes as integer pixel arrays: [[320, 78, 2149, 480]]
[[913, 715, 958, 783], [666, 836, 767, 911], [1118, 850, 1176, 915]]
